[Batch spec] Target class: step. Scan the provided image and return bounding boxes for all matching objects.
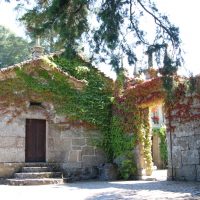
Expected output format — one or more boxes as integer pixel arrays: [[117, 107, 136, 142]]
[[6, 163, 63, 185], [6, 178, 63, 186], [14, 172, 62, 179], [24, 163, 49, 167], [22, 167, 50, 173]]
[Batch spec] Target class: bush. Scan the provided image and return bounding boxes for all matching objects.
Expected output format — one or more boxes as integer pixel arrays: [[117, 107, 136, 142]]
[[114, 152, 137, 180]]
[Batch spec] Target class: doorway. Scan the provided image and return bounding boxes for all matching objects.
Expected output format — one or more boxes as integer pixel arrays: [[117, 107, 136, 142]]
[[25, 119, 46, 162]]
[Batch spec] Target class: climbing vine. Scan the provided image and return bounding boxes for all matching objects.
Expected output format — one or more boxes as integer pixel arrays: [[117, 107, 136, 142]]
[[157, 53, 200, 131], [141, 108, 153, 175], [0, 56, 136, 172], [3, 55, 193, 178], [162, 74, 200, 132], [110, 76, 155, 177], [152, 126, 168, 168], [0, 56, 113, 131]]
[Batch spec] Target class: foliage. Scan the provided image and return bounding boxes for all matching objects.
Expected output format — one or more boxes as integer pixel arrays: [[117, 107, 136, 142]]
[[108, 98, 138, 179], [20, 0, 89, 57], [128, 77, 165, 108], [159, 50, 180, 102], [53, 56, 113, 130], [112, 86, 153, 175], [0, 25, 31, 68], [109, 116, 136, 160], [164, 76, 200, 132], [139, 108, 153, 175], [54, 57, 139, 168], [0, 53, 140, 177], [152, 126, 168, 168], [122, 76, 173, 174], [115, 152, 137, 180], [159, 53, 200, 131], [19, 0, 182, 74], [0, 56, 113, 132]]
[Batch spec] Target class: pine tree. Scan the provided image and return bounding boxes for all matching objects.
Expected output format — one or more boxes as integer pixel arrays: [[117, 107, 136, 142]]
[[19, 0, 182, 74]]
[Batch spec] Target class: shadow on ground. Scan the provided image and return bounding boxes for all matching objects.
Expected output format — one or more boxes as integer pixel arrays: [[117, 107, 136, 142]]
[[53, 180, 200, 200], [1, 170, 200, 200]]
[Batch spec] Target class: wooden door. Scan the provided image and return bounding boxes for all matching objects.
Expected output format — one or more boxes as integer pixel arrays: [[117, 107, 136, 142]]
[[25, 119, 46, 162]]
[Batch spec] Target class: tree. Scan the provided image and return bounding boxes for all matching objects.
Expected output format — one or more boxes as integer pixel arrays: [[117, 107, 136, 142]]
[[0, 25, 31, 68], [19, 0, 182, 74]]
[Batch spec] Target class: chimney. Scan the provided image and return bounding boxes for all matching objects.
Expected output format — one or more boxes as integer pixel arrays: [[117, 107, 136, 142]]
[[145, 48, 154, 80], [32, 37, 44, 59], [133, 63, 138, 77], [147, 50, 153, 69]]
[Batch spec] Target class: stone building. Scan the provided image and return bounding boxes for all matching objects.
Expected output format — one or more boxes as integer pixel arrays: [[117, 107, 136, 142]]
[[1, 45, 200, 184], [166, 94, 200, 181], [125, 73, 200, 181], [0, 55, 108, 182]]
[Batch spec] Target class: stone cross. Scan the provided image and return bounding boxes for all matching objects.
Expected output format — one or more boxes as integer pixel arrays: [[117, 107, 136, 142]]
[[32, 37, 44, 59]]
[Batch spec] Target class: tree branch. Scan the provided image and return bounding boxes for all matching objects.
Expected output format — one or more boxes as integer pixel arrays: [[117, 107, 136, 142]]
[[74, 4, 84, 14], [129, 0, 149, 46], [137, 0, 175, 47]]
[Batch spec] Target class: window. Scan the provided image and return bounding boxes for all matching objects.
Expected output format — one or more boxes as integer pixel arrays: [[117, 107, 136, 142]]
[[29, 102, 42, 107]]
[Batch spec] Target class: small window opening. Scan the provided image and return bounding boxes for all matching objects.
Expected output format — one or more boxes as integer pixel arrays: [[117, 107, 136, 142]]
[[30, 102, 42, 107]]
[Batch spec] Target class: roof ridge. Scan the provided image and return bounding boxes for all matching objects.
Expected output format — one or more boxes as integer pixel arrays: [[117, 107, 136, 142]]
[[0, 56, 86, 90]]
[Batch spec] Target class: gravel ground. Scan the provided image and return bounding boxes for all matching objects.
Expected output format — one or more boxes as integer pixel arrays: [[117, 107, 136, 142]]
[[0, 180, 200, 200]]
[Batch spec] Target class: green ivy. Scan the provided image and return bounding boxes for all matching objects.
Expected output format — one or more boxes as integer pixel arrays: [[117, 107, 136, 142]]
[[109, 114, 137, 179], [110, 116, 136, 159], [0, 55, 149, 178], [141, 109, 153, 175], [116, 152, 137, 180], [0, 56, 108, 126], [53, 57, 113, 129], [5, 56, 116, 162]]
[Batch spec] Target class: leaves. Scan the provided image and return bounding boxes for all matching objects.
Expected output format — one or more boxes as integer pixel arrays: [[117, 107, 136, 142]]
[[0, 25, 31, 68], [18, 0, 182, 74], [20, 0, 89, 54]]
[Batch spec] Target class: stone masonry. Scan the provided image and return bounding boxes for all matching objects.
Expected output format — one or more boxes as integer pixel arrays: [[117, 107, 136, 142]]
[[0, 104, 106, 180], [48, 121, 106, 180], [167, 96, 200, 181]]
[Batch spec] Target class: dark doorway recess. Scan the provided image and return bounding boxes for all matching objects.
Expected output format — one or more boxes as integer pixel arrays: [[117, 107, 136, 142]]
[[25, 119, 46, 162]]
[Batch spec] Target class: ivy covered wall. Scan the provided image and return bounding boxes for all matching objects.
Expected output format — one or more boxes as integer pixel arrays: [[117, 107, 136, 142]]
[[0, 56, 166, 179], [0, 56, 113, 127]]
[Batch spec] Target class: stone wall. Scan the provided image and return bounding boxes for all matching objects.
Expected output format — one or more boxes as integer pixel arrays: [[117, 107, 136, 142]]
[[0, 114, 25, 163], [167, 97, 200, 181], [48, 123, 105, 166], [0, 105, 106, 179], [48, 122, 106, 180]]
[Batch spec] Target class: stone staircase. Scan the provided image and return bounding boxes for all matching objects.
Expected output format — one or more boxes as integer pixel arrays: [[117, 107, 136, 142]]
[[6, 163, 63, 185]]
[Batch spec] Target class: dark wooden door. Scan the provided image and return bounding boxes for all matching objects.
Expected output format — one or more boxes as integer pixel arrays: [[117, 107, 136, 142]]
[[25, 119, 46, 162]]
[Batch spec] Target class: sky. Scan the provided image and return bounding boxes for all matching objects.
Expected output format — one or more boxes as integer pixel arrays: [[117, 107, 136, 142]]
[[0, 0, 200, 77], [0, 1, 26, 37]]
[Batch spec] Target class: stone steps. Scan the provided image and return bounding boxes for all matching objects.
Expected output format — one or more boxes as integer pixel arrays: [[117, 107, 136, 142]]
[[24, 163, 51, 167], [14, 172, 62, 179], [6, 178, 63, 186], [6, 163, 63, 186], [22, 166, 50, 173]]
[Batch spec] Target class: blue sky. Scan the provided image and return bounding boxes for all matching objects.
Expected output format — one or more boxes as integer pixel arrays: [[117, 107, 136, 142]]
[[0, 0, 200, 77]]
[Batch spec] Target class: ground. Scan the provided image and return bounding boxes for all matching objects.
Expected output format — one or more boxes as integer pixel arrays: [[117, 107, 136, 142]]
[[1, 170, 200, 200]]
